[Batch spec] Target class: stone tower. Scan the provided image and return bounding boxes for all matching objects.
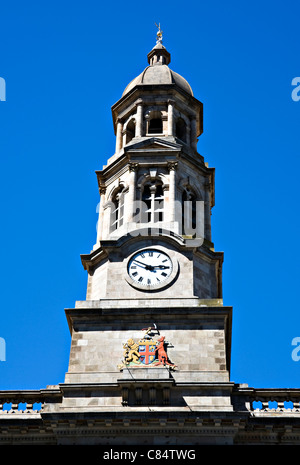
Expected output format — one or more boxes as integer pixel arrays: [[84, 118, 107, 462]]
[[62, 30, 233, 419]]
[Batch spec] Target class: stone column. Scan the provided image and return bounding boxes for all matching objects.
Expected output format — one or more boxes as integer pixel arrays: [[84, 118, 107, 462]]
[[167, 162, 178, 224], [122, 127, 127, 148], [115, 119, 123, 154], [168, 99, 175, 136], [96, 186, 106, 243], [186, 125, 191, 146], [135, 99, 143, 137], [102, 201, 113, 239], [204, 178, 212, 242], [127, 163, 139, 223], [190, 117, 197, 151]]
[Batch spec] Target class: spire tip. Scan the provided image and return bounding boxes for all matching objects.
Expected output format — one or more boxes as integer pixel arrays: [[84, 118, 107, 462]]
[[155, 22, 163, 45]]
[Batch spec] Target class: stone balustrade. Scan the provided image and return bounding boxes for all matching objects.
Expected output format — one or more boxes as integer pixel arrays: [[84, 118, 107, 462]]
[[0, 387, 61, 415], [234, 387, 300, 414]]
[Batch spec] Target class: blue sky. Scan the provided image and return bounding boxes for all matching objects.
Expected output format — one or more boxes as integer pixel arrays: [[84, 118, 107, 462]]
[[0, 0, 299, 389]]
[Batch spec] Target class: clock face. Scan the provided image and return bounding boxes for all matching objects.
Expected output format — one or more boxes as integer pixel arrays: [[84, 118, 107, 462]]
[[127, 249, 173, 287]]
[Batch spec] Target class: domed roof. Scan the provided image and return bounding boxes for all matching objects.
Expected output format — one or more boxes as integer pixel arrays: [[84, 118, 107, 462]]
[[123, 65, 193, 97], [122, 42, 193, 97]]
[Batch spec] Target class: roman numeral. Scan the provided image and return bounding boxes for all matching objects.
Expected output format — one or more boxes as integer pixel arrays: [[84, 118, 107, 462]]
[[147, 278, 151, 285], [161, 272, 167, 277], [162, 259, 168, 263], [132, 272, 138, 277], [138, 277, 143, 282], [148, 251, 153, 257]]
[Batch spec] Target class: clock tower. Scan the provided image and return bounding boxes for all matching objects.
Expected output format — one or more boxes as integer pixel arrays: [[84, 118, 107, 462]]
[[1, 28, 300, 448], [62, 29, 234, 439]]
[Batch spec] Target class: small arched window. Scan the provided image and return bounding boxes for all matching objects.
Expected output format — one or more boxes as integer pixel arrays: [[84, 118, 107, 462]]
[[146, 111, 163, 135], [110, 186, 125, 231], [126, 119, 136, 144], [141, 180, 164, 222], [176, 118, 187, 143], [182, 187, 197, 235]]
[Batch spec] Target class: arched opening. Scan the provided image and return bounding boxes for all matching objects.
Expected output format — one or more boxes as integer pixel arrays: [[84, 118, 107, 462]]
[[126, 119, 136, 144], [141, 180, 164, 222], [110, 186, 125, 231], [175, 118, 187, 143], [148, 118, 163, 134]]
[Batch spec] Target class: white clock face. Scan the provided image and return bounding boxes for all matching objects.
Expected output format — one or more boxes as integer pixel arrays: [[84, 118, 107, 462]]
[[128, 249, 173, 287]]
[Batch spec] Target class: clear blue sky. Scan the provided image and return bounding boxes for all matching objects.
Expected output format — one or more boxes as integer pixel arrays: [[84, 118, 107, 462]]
[[0, 0, 299, 390]]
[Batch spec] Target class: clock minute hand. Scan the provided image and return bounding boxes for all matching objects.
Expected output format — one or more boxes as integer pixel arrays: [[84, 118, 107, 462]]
[[134, 262, 148, 270], [153, 265, 170, 269], [133, 259, 154, 270]]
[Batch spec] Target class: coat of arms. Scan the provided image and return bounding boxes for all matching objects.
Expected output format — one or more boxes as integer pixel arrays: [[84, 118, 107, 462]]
[[118, 325, 176, 370]]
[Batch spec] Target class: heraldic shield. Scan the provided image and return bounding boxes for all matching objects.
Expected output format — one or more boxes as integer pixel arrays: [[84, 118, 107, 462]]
[[118, 326, 177, 371], [139, 340, 156, 365]]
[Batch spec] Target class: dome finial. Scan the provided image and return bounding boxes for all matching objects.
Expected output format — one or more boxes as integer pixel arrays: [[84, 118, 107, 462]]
[[155, 22, 163, 45], [147, 24, 170, 66]]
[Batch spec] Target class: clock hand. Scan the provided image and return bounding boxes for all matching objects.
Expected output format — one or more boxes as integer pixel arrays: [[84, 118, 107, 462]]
[[134, 262, 149, 270], [133, 259, 170, 271], [146, 265, 170, 272], [133, 259, 147, 266], [133, 259, 154, 270]]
